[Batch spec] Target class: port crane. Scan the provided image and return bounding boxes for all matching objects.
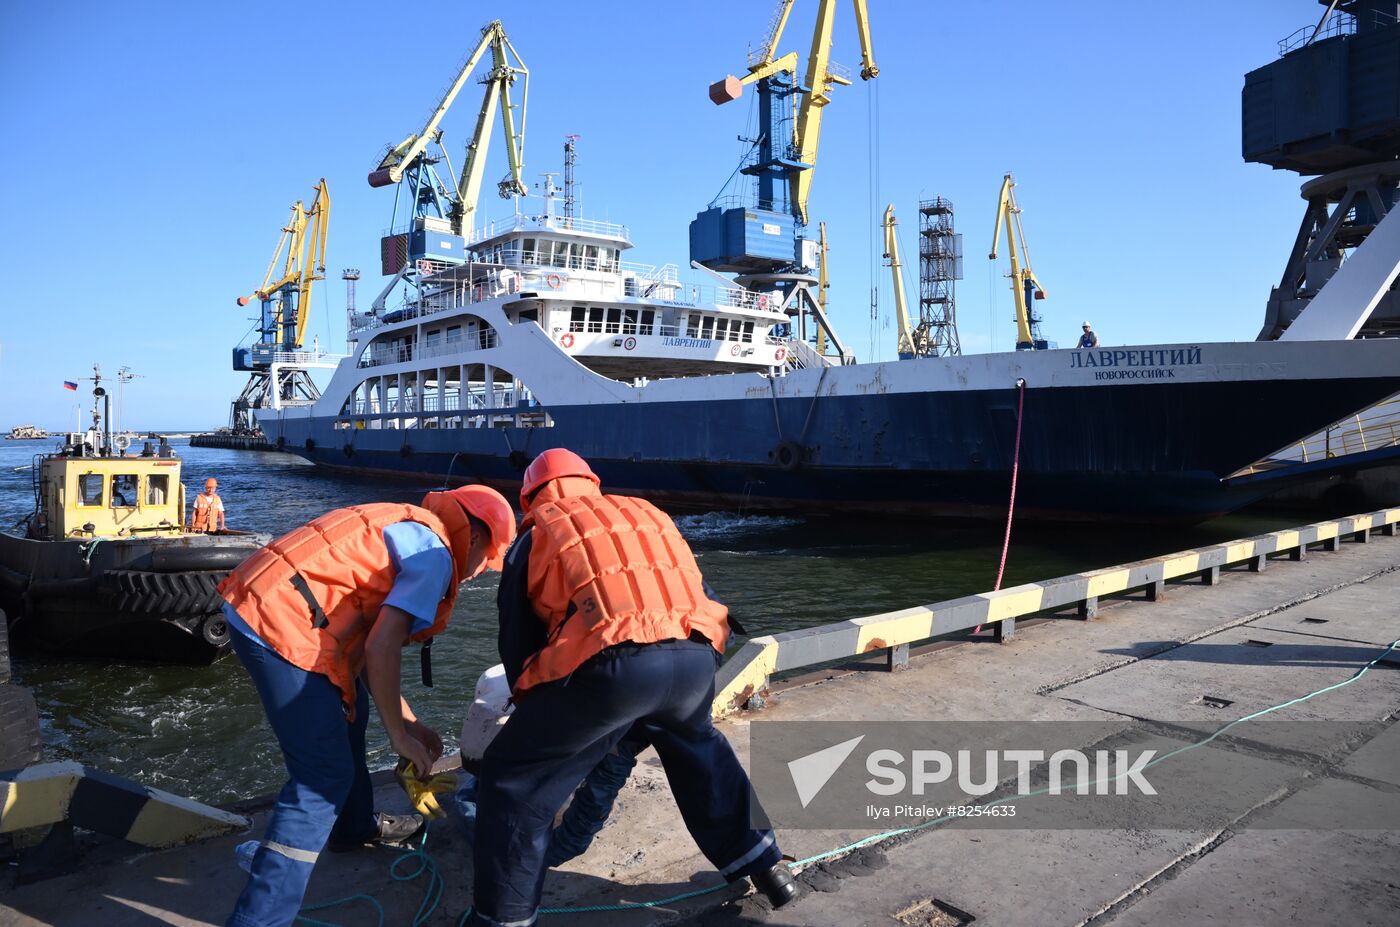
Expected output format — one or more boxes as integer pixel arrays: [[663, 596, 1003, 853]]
[[883, 204, 923, 359], [229, 179, 334, 433], [691, 0, 877, 366], [989, 173, 1050, 350], [369, 19, 527, 276], [708, 0, 878, 226]]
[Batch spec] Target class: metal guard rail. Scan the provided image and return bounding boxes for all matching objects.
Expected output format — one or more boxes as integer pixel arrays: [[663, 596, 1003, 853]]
[[712, 507, 1400, 718]]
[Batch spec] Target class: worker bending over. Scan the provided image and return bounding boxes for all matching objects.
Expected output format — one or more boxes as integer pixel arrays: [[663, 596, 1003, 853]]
[[218, 485, 515, 927], [466, 449, 796, 927], [191, 477, 226, 532]]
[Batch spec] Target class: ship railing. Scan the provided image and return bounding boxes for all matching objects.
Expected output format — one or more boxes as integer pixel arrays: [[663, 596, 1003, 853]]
[[1278, 11, 1356, 55], [467, 213, 630, 245], [346, 388, 519, 416], [269, 350, 344, 365], [357, 329, 500, 369], [1282, 394, 1400, 463], [508, 248, 673, 283]]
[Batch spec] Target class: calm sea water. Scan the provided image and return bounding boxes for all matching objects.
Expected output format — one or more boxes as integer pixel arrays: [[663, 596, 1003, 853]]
[[0, 437, 1303, 803]]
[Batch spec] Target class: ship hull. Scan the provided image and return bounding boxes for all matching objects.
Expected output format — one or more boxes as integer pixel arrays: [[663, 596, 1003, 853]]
[[260, 339, 1400, 522]]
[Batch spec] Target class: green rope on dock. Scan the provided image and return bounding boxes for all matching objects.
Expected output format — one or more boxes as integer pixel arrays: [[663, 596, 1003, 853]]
[[296, 828, 445, 927], [332, 634, 1400, 925]]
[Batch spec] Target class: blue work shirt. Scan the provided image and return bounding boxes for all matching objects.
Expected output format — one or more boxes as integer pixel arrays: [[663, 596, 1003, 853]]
[[226, 520, 453, 647]]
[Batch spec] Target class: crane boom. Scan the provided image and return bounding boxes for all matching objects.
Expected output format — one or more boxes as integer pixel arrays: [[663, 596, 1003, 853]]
[[709, 0, 878, 226], [884, 204, 916, 358], [989, 173, 1047, 351], [368, 20, 527, 237], [238, 178, 329, 352]]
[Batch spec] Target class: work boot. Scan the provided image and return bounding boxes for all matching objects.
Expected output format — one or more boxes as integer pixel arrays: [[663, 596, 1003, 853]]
[[750, 862, 799, 908], [328, 812, 424, 852]]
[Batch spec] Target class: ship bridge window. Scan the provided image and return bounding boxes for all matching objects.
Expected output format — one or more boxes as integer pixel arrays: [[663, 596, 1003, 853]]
[[110, 474, 139, 508], [700, 316, 715, 339], [446, 325, 462, 344], [686, 314, 699, 338], [146, 474, 168, 505], [621, 308, 639, 334], [523, 238, 537, 264], [600, 248, 618, 273], [743, 320, 754, 341], [570, 307, 586, 332], [606, 308, 623, 334], [425, 328, 442, 349], [714, 318, 729, 341], [587, 307, 604, 333], [77, 473, 103, 507], [549, 240, 570, 268], [641, 309, 655, 335]]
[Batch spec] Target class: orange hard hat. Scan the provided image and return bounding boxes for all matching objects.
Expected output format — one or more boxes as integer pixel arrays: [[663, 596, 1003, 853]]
[[421, 484, 517, 573], [519, 448, 599, 511]]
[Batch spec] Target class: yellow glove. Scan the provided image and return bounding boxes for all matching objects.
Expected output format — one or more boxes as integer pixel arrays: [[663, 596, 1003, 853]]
[[394, 758, 457, 820]]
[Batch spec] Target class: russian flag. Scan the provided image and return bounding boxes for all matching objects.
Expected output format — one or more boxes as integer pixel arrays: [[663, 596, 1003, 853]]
[[62, 380, 78, 391]]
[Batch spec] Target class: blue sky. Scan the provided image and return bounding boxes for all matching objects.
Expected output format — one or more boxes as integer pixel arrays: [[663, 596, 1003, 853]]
[[0, 1, 1319, 429]]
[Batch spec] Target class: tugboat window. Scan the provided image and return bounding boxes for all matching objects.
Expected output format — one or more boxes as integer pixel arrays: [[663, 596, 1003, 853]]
[[146, 474, 168, 505], [78, 474, 103, 506], [111, 474, 139, 507]]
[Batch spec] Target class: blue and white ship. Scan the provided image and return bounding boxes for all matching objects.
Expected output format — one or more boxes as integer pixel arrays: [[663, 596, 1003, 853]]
[[255, 186, 1400, 522]]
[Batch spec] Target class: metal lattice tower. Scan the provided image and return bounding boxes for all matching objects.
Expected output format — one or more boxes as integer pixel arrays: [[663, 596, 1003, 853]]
[[563, 135, 579, 219], [918, 197, 963, 356]]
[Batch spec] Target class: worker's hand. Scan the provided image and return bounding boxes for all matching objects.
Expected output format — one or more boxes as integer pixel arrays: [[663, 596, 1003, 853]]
[[395, 758, 456, 820], [404, 720, 443, 765], [390, 730, 434, 781]]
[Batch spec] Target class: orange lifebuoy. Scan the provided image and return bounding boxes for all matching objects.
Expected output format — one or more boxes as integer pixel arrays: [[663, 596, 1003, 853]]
[[774, 346, 787, 362], [560, 333, 575, 348], [730, 344, 740, 356], [547, 273, 563, 289], [757, 294, 769, 310]]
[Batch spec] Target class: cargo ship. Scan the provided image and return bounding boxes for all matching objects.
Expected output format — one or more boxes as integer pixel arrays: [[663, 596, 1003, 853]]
[[251, 190, 1400, 522]]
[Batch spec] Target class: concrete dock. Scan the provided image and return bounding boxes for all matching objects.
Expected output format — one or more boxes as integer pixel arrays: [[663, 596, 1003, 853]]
[[3, 518, 1399, 926]]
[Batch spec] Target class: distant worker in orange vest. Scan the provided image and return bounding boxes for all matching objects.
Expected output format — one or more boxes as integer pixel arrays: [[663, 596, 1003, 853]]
[[190, 478, 226, 533], [465, 449, 796, 927], [218, 485, 516, 927]]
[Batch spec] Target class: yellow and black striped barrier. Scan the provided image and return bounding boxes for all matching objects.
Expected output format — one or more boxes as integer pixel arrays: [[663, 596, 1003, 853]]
[[0, 761, 247, 848], [712, 508, 1400, 718]]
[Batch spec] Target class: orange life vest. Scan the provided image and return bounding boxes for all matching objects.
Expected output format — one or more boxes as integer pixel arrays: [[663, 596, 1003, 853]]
[[218, 503, 459, 718], [514, 491, 730, 694], [191, 492, 222, 531]]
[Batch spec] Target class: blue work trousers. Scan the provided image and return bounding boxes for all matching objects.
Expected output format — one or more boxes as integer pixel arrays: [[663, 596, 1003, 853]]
[[468, 639, 781, 927], [226, 630, 376, 927]]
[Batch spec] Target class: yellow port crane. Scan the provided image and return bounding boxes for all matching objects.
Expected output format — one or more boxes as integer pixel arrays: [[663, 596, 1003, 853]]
[[368, 20, 527, 238], [236, 178, 330, 353], [989, 172, 1049, 350], [709, 0, 878, 225], [883, 204, 923, 359], [229, 178, 331, 434]]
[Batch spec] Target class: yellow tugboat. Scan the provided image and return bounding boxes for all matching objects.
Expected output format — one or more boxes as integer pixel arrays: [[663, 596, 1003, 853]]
[[0, 368, 269, 663]]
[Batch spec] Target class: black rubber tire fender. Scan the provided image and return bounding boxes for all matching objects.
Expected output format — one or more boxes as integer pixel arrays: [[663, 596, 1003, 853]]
[[150, 547, 252, 572], [99, 570, 226, 618], [771, 440, 805, 472]]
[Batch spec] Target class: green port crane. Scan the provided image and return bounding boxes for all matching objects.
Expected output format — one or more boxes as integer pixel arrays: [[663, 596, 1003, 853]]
[[368, 20, 528, 237], [989, 172, 1049, 350]]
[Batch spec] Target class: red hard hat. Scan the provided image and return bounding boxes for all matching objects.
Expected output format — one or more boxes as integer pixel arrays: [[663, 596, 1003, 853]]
[[519, 448, 599, 511], [421, 484, 517, 573]]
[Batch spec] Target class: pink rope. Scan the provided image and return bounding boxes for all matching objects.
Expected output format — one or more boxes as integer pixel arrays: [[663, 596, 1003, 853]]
[[976, 379, 1026, 634]]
